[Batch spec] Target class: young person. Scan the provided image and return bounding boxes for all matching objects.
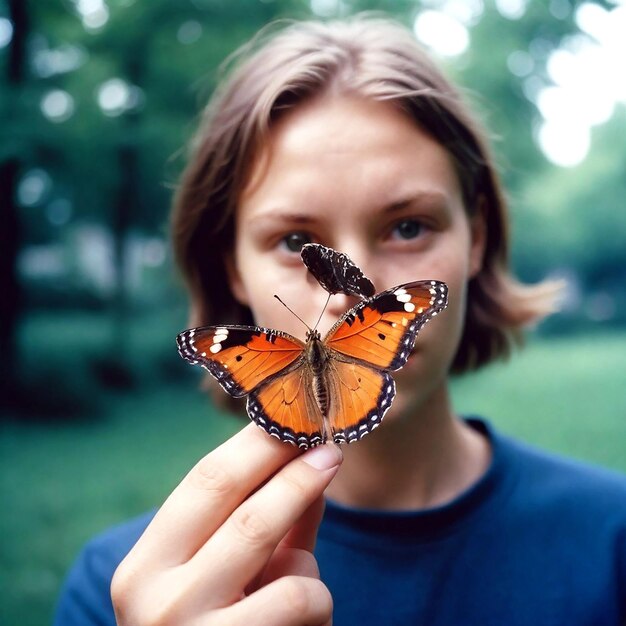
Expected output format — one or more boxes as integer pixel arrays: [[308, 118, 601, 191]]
[[55, 17, 626, 626]]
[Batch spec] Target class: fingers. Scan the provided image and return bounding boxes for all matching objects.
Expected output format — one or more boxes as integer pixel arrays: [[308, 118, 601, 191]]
[[113, 434, 340, 626], [246, 497, 325, 593], [259, 548, 320, 586], [130, 424, 300, 566], [210, 576, 333, 626], [281, 495, 326, 552], [188, 444, 342, 603]]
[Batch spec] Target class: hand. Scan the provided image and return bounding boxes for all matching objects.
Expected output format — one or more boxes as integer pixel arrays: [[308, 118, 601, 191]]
[[111, 423, 342, 626]]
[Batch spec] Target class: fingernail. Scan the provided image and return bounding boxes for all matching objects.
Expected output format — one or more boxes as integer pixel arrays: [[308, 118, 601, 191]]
[[302, 444, 343, 470]]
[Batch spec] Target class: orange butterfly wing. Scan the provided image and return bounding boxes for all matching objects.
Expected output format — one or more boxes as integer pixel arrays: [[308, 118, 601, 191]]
[[247, 367, 325, 449], [316, 280, 447, 443], [325, 280, 448, 371], [326, 360, 395, 444], [176, 326, 305, 398]]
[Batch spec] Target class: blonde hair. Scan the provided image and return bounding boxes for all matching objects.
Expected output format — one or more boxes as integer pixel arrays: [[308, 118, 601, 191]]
[[172, 17, 558, 374]]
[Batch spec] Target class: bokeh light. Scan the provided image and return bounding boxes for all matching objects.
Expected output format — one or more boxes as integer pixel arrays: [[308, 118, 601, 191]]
[[41, 90, 76, 123], [97, 78, 143, 116], [413, 10, 469, 57], [0, 16, 13, 48], [534, 2, 626, 166], [17, 169, 53, 207]]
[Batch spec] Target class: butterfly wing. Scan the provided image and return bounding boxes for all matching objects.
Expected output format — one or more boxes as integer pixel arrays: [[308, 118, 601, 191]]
[[247, 366, 326, 449], [301, 243, 376, 298], [177, 325, 325, 448], [325, 280, 448, 371], [176, 325, 306, 398], [326, 360, 395, 444]]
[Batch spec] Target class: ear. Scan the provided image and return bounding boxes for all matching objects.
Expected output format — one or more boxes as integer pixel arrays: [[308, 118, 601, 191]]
[[225, 251, 250, 306], [468, 195, 487, 278]]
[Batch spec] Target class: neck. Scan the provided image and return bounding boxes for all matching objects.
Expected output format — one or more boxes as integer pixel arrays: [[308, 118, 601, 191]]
[[325, 384, 491, 511]]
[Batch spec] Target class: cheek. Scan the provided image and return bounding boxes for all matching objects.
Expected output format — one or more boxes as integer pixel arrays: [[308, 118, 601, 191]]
[[441, 277, 468, 359]]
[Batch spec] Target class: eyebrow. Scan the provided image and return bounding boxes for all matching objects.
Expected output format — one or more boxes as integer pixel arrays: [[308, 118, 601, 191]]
[[246, 190, 449, 226], [382, 191, 448, 214], [247, 210, 318, 226]]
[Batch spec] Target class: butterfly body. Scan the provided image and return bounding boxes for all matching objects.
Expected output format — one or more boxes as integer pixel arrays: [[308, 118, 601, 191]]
[[303, 330, 331, 419], [177, 280, 448, 449]]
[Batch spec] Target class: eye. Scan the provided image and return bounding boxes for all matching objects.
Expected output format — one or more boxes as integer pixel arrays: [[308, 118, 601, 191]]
[[281, 232, 312, 252], [392, 219, 423, 240]]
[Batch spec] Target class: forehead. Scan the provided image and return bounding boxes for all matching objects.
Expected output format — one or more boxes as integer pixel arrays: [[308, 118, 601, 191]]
[[239, 96, 462, 219]]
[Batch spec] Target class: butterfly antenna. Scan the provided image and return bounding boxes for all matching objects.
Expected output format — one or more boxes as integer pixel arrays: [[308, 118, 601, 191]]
[[273, 295, 311, 331], [312, 292, 331, 331]]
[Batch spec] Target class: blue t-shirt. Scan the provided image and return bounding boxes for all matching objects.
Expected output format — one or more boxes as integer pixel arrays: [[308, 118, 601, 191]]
[[54, 420, 626, 625]]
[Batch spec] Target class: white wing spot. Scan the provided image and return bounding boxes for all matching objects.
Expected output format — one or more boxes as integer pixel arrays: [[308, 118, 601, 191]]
[[396, 292, 412, 303], [209, 344, 222, 354], [404, 302, 416, 313], [213, 333, 228, 344]]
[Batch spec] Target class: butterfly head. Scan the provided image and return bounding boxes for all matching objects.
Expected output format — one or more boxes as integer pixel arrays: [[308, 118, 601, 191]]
[[305, 329, 322, 342]]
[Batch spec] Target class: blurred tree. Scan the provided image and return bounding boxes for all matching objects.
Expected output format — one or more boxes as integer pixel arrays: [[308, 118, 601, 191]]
[[0, 0, 28, 410]]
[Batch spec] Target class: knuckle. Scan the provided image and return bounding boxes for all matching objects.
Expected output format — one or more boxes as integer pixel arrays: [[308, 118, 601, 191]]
[[228, 505, 274, 548], [282, 577, 313, 615], [188, 456, 234, 495], [110, 559, 136, 609], [281, 576, 333, 621], [142, 598, 183, 626], [112, 567, 184, 626]]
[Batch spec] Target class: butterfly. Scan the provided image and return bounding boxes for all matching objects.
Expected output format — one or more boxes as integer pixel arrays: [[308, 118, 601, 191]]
[[300, 243, 376, 298], [177, 276, 448, 449]]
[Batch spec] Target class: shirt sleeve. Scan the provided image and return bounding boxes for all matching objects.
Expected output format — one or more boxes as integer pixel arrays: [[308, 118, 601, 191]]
[[53, 511, 155, 626]]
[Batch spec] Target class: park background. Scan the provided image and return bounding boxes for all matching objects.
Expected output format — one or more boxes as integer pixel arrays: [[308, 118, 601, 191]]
[[1, 0, 625, 624]]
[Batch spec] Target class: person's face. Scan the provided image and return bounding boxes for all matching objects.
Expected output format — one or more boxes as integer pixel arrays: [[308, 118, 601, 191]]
[[227, 96, 485, 419]]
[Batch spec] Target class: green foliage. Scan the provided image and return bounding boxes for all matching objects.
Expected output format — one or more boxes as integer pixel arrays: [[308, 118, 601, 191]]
[[2, 0, 623, 332], [516, 108, 626, 283]]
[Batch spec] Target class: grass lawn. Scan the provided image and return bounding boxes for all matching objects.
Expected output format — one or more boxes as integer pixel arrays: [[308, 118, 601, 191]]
[[1, 324, 625, 626]]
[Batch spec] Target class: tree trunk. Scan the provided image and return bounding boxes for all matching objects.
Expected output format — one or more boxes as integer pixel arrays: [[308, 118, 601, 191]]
[[0, 0, 29, 410], [0, 160, 22, 407]]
